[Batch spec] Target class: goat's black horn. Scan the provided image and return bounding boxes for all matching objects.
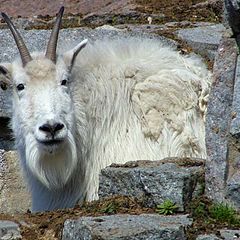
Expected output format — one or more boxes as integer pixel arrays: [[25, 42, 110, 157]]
[[1, 12, 32, 67], [45, 6, 64, 63]]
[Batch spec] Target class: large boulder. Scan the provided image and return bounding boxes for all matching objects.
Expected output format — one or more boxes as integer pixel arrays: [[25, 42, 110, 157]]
[[99, 158, 205, 211]]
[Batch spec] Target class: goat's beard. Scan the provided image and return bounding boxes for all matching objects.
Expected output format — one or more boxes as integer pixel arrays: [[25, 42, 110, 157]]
[[25, 132, 78, 189]]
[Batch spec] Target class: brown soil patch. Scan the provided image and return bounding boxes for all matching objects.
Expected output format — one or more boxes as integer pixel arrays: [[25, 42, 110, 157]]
[[2, 195, 240, 240], [0, 196, 154, 240], [110, 157, 205, 168], [135, 0, 222, 23]]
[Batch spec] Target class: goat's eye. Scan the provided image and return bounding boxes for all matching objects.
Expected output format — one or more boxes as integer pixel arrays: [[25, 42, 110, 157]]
[[16, 84, 25, 91], [61, 79, 67, 86]]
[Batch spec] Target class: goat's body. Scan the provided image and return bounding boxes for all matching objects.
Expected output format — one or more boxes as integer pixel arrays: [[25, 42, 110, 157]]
[[3, 36, 211, 211], [68, 38, 211, 203]]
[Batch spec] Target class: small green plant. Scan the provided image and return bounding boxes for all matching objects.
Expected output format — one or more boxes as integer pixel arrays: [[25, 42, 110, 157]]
[[194, 202, 207, 218], [100, 202, 118, 214], [156, 200, 179, 215], [209, 202, 240, 224]]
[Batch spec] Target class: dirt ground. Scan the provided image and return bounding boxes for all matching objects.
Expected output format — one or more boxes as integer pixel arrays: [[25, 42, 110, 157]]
[[0, 196, 155, 240], [135, 0, 222, 22], [0, 0, 223, 239], [0, 0, 222, 23]]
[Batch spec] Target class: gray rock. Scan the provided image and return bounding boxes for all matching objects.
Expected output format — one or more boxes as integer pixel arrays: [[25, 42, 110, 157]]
[[0, 220, 21, 240], [0, 118, 14, 151], [176, 24, 226, 60], [226, 171, 240, 208], [220, 229, 240, 239], [99, 160, 204, 211], [62, 214, 192, 240], [195, 229, 240, 240], [0, 150, 31, 214], [230, 56, 240, 137], [225, 0, 240, 46], [225, 55, 240, 209], [196, 234, 221, 240], [205, 36, 238, 203], [0, 90, 11, 119]]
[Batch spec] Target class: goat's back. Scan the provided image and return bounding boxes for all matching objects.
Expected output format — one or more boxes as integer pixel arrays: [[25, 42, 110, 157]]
[[70, 37, 211, 199]]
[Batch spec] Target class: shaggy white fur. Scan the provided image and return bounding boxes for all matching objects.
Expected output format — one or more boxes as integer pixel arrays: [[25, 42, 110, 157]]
[[71, 37, 211, 201]]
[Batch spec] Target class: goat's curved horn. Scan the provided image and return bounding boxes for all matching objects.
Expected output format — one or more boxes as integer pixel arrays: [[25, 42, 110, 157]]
[[45, 6, 64, 63], [1, 12, 32, 67]]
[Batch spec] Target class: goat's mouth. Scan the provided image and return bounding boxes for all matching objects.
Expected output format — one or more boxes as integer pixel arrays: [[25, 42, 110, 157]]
[[37, 139, 64, 146]]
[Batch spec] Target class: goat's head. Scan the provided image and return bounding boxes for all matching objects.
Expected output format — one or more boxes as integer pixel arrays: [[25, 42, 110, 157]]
[[0, 7, 87, 188]]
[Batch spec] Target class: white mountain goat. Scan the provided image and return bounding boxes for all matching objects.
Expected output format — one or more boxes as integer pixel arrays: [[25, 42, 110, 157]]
[[0, 7, 211, 212]]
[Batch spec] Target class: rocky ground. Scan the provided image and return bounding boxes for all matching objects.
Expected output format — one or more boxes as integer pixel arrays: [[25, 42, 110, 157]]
[[0, 0, 222, 21], [0, 0, 226, 239], [0, 0, 222, 32]]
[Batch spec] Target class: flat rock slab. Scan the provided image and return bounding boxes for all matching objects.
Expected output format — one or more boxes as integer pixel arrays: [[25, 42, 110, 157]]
[[176, 24, 226, 60], [99, 160, 204, 211], [62, 214, 192, 240], [0, 220, 21, 239]]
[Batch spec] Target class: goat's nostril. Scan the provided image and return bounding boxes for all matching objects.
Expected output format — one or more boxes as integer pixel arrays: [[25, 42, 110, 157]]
[[39, 123, 64, 135], [39, 124, 52, 133], [54, 123, 64, 132]]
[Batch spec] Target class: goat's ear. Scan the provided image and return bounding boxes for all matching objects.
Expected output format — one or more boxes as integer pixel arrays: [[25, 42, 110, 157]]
[[0, 64, 12, 90], [64, 39, 88, 71]]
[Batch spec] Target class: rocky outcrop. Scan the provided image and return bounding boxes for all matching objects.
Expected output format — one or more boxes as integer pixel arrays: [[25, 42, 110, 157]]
[[99, 159, 204, 211], [176, 24, 226, 60], [62, 214, 192, 240], [204, 33, 240, 209]]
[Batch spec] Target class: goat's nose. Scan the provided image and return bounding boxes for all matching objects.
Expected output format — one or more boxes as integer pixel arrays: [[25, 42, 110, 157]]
[[39, 123, 64, 136]]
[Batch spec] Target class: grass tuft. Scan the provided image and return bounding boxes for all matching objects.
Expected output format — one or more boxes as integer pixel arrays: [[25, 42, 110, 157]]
[[209, 202, 240, 225], [156, 199, 179, 215]]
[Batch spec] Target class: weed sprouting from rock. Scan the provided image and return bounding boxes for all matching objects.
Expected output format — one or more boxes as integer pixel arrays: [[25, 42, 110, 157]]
[[209, 202, 240, 225], [156, 200, 179, 215]]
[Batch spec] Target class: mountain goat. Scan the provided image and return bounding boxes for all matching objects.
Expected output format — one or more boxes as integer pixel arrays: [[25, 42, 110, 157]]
[[0, 7, 211, 212]]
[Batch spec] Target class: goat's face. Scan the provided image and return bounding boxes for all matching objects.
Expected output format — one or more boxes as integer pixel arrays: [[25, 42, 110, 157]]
[[0, 7, 87, 188], [9, 55, 73, 151]]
